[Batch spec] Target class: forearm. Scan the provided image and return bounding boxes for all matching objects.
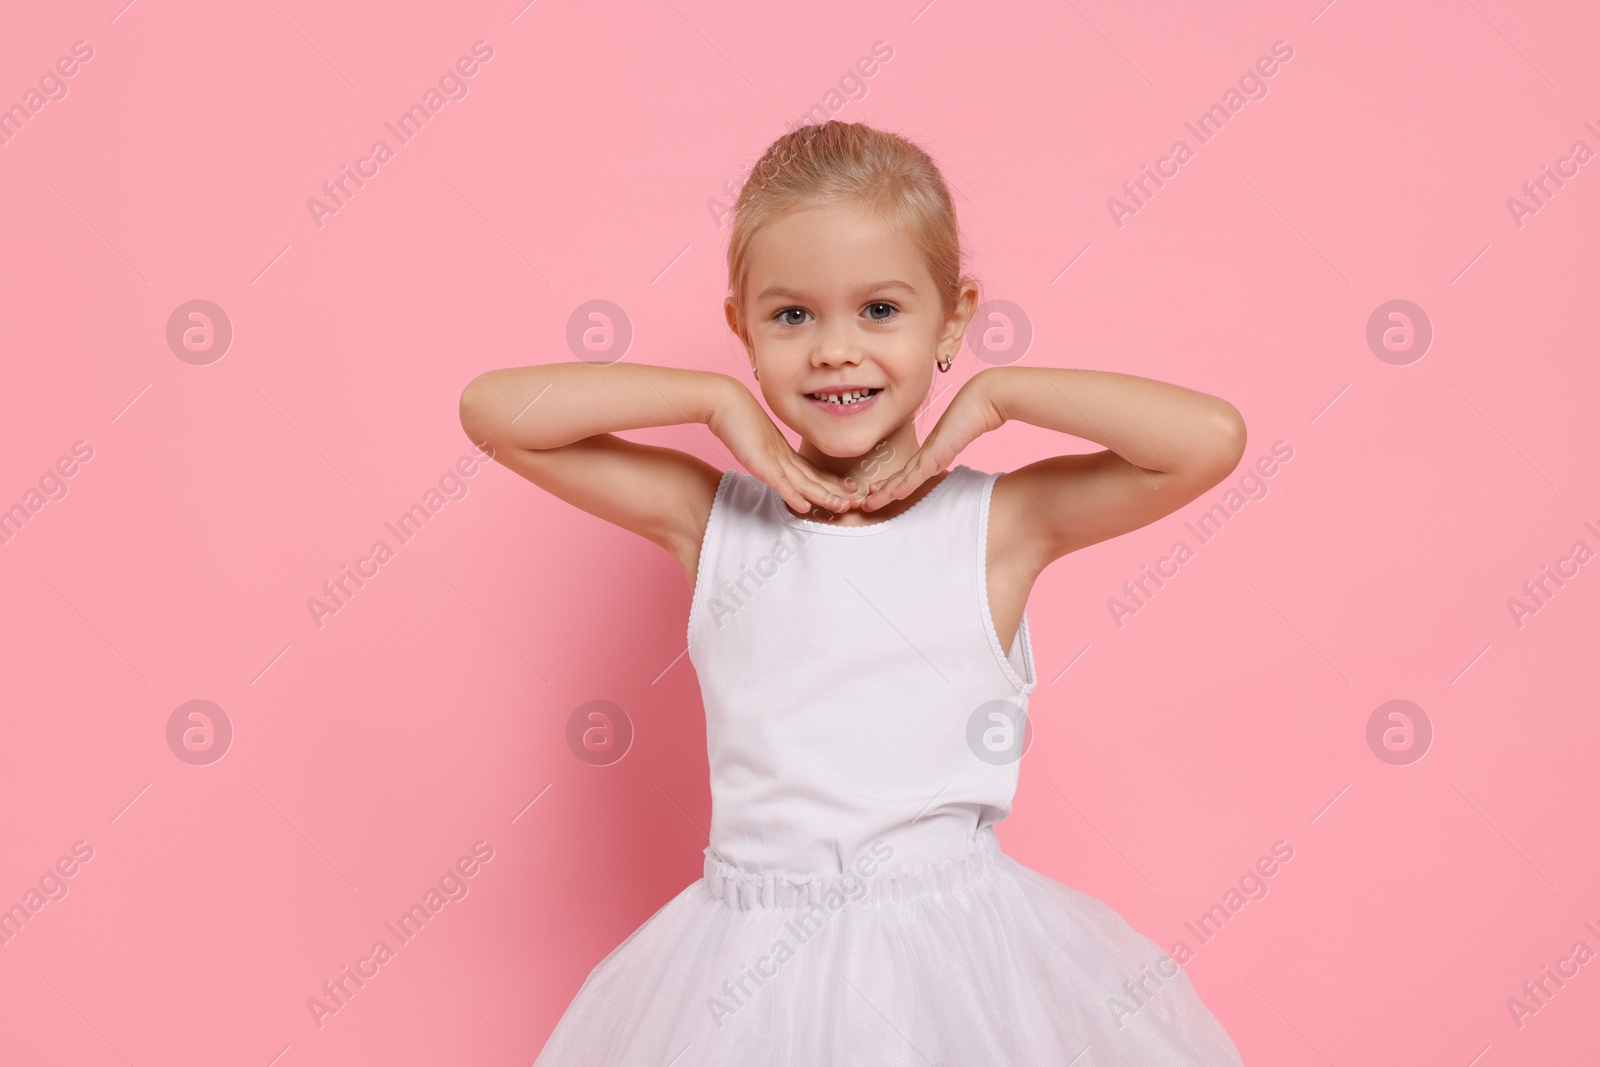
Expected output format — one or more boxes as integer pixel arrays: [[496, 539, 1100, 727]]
[[459, 362, 742, 451], [975, 366, 1245, 475]]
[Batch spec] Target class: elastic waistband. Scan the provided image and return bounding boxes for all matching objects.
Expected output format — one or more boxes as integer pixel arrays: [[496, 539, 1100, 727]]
[[702, 827, 1001, 911]]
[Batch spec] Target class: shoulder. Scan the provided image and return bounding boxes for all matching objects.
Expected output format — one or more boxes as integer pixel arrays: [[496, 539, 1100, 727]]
[[983, 463, 1053, 577]]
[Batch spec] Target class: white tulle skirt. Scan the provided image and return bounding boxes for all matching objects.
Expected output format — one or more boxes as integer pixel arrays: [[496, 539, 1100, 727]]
[[532, 827, 1245, 1066]]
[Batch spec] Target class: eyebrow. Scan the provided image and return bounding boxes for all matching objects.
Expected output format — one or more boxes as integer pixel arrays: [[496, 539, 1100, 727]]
[[754, 279, 920, 302]]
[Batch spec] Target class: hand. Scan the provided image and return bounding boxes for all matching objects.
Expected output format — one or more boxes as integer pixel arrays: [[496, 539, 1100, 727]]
[[708, 383, 861, 516], [861, 374, 1004, 511]]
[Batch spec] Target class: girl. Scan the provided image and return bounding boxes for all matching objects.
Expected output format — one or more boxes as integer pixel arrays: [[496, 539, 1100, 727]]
[[460, 120, 1248, 1065]]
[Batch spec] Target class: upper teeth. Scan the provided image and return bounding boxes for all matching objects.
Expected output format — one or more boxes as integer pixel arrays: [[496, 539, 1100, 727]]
[[812, 389, 876, 404]]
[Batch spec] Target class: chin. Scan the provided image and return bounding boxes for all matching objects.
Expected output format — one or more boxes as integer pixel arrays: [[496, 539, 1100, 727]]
[[809, 429, 883, 461]]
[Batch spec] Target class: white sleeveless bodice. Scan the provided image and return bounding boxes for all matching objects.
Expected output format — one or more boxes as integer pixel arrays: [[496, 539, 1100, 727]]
[[687, 465, 1038, 875]]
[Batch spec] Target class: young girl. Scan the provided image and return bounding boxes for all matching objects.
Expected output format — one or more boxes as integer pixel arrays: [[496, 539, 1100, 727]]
[[460, 120, 1248, 1065]]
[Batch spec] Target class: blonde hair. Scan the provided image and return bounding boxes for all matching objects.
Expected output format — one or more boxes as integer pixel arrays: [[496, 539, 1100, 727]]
[[724, 120, 977, 348]]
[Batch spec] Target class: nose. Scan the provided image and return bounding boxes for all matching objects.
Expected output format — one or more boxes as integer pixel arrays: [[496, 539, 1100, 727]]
[[811, 319, 862, 369]]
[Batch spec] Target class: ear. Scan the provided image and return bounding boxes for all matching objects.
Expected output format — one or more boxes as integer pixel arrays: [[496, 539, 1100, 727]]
[[938, 281, 980, 355], [724, 297, 752, 356]]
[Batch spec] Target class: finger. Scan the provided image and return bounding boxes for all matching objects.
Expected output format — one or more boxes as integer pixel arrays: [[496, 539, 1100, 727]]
[[802, 455, 859, 496], [785, 462, 852, 516], [863, 455, 920, 510], [861, 474, 904, 511], [772, 473, 814, 516], [769, 462, 830, 516], [790, 458, 859, 512], [871, 451, 940, 510], [864, 478, 907, 511], [810, 467, 859, 504]]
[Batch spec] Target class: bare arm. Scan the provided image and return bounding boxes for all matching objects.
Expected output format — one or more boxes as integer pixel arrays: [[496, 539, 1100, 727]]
[[862, 366, 1246, 569], [462, 362, 730, 452], [457, 363, 859, 578], [982, 366, 1245, 475], [984, 366, 1246, 566]]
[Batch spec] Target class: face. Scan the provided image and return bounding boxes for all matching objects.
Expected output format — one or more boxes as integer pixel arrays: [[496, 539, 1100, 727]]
[[726, 200, 974, 476]]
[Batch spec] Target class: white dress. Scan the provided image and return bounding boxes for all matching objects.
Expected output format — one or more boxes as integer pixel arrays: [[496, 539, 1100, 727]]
[[532, 465, 1246, 1065]]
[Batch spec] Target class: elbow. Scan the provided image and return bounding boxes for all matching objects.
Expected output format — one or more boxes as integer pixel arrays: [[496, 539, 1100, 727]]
[[458, 372, 501, 447], [1200, 403, 1247, 478]]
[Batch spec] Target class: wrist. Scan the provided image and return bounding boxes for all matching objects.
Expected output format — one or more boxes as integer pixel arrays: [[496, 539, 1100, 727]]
[[966, 367, 1010, 429], [704, 371, 755, 426]]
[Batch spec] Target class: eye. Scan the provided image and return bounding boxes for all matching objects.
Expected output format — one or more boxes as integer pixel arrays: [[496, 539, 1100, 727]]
[[774, 307, 811, 327], [864, 301, 900, 323]]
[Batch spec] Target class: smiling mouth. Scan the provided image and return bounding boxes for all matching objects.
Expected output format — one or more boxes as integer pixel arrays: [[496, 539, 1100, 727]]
[[805, 388, 882, 405]]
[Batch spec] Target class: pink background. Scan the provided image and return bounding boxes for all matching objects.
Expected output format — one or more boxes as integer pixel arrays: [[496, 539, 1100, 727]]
[[3, 0, 1597, 1062]]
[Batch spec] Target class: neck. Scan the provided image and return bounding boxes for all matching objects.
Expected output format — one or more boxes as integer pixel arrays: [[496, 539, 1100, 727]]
[[796, 421, 923, 484]]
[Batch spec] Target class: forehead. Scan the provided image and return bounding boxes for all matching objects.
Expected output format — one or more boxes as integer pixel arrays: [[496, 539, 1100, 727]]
[[745, 201, 931, 301]]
